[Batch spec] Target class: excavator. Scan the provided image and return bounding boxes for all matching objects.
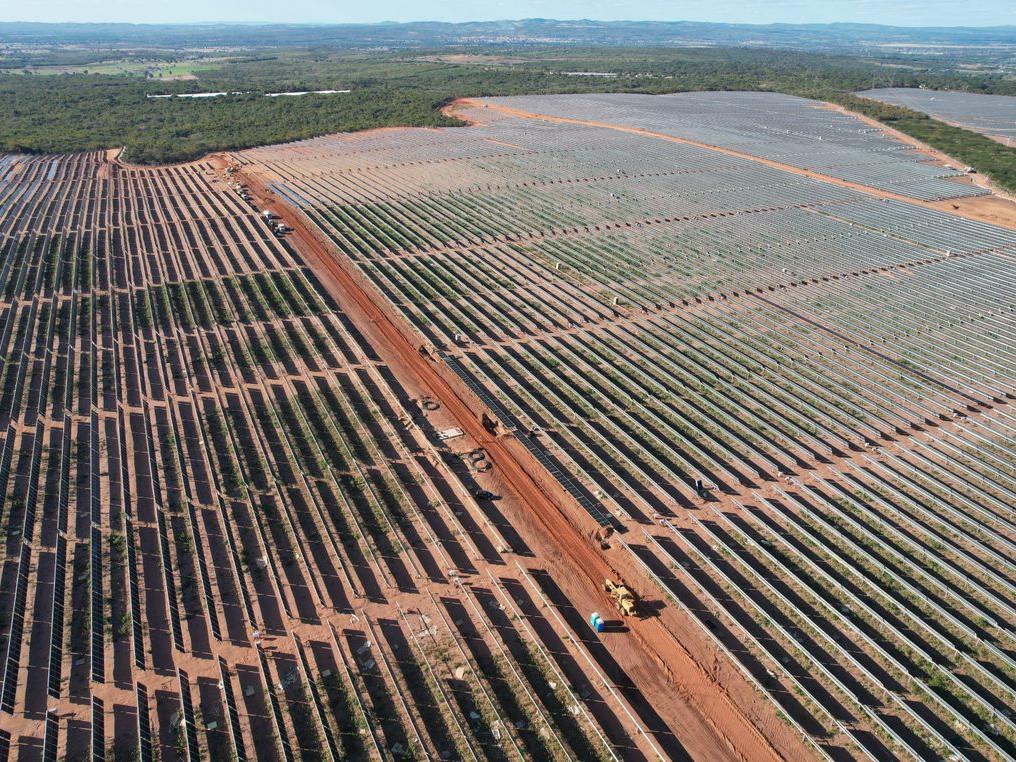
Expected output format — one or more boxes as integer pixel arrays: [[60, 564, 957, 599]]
[[604, 578, 639, 618]]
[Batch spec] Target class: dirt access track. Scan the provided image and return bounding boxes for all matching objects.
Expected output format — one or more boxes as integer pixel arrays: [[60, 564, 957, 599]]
[[454, 97, 1016, 230], [229, 160, 812, 760]]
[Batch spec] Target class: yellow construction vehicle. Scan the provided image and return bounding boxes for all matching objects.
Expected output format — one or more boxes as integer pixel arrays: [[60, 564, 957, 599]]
[[604, 579, 638, 618]]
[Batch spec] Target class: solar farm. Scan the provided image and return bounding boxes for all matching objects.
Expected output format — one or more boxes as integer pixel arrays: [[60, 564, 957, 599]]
[[482, 92, 992, 201], [0, 91, 1014, 762], [860, 88, 1016, 147]]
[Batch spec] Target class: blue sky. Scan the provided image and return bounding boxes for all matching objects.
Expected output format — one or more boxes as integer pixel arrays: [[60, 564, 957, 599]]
[[5, 0, 1015, 27]]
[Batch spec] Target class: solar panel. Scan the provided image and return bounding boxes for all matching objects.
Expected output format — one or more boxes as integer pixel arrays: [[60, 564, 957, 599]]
[[156, 511, 185, 651], [136, 684, 154, 762], [90, 527, 104, 683], [178, 670, 201, 761], [48, 534, 67, 698], [91, 696, 105, 762], [294, 639, 339, 761], [0, 544, 31, 713], [218, 659, 247, 762], [43, 710, 59, 762], [257, 648, 295, 762]]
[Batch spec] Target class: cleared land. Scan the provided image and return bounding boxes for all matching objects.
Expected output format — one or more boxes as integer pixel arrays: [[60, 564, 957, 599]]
[[860, 88, 1016, 147], [1, 91, 1015, 761], [7, 59, 221, 78]]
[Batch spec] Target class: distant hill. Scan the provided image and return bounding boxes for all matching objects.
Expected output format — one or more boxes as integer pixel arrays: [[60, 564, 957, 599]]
[[1, 19, 1014, 51]]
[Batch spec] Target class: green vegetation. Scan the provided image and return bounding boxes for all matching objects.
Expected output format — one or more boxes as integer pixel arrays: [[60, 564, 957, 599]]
[[0, 45, 1013, 189], [0, 64, 460, 163]]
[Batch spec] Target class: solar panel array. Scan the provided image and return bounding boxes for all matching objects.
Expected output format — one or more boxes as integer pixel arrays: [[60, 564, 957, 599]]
[[2, 88, 1015, 760], [237, 95, 1016, 760], [861, 87, 1016, 145], [484, 91, 988, 200], [0, 147, 643, 761]]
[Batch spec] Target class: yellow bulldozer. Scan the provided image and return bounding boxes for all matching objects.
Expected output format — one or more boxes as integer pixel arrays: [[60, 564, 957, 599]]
[[604, 579, 638, 618]]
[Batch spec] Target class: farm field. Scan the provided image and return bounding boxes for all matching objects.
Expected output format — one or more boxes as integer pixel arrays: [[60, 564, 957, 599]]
[[7, 59, 219, 78], [0, 89, 1014, 762], [860, 88, 1016, 147]]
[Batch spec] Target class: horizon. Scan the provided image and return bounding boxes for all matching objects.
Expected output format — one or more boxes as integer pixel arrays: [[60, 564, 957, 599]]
[[2, 17, 1016, 29], [3, 1, 1015, 29]]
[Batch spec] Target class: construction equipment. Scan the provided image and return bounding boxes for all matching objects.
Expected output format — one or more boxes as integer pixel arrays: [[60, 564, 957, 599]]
[[604, 579, 638, 618]]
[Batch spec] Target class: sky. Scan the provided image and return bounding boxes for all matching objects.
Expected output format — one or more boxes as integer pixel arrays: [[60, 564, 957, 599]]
[[4, 0, 1015, 27]]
